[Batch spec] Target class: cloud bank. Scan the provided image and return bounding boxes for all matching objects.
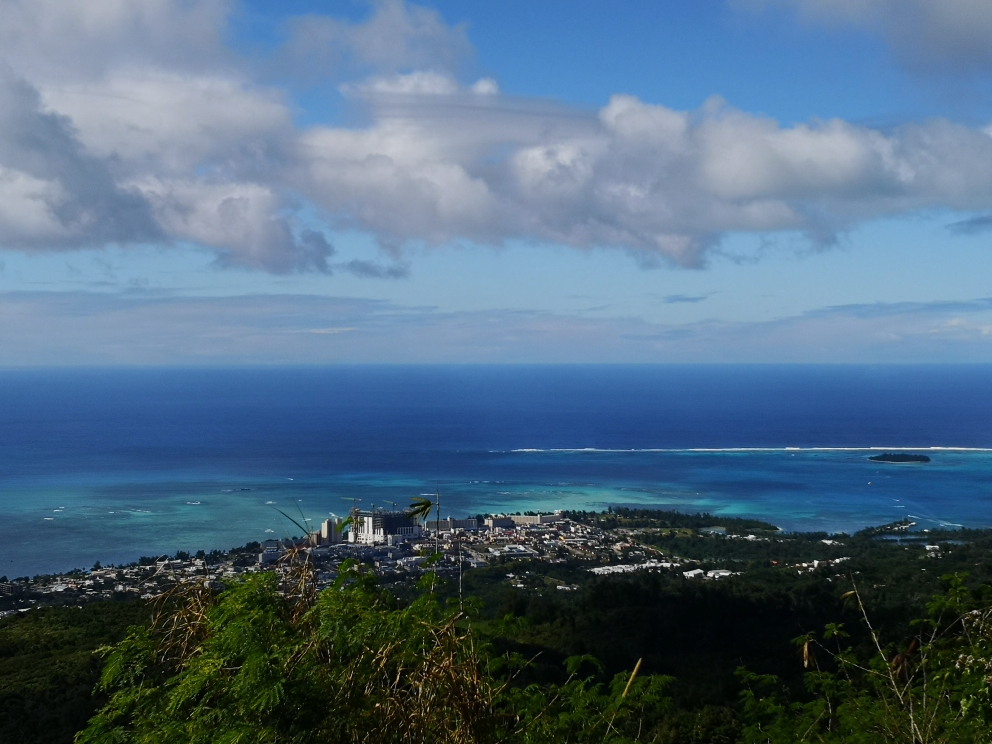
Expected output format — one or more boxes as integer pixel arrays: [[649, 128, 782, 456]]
[[2, 0, 992, 271], [4, 291, 992, 365]]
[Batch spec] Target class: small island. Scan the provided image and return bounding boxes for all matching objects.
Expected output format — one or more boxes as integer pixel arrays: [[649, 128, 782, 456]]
[[868, 452, 931, 463]]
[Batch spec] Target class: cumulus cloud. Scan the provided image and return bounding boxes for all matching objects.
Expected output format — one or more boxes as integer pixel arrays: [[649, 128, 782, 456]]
[[0, 0, 331, 272], [280, 0, 472, 81], [134, 178, 333, 272], [0, 68, 161, 248], [298, 91, 992, 265], [2, 0, 992, 272], [0, 0, 233, 82], [42, 72, 291, 175], [741, 0, 992, 73]]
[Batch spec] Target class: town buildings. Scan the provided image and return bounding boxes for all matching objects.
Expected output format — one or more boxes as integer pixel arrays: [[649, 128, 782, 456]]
[[347, 508, 423, 545]]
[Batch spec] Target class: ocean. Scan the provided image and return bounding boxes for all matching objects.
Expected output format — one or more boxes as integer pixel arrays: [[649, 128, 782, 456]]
[[2, 365, 991, 577]]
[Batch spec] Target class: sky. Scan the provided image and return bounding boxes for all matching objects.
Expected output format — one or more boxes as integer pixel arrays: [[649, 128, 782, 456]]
[[2, 0, 992, 364]]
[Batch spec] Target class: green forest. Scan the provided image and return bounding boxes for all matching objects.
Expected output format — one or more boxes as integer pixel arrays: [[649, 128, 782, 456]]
[[2, 514, 991, 743]]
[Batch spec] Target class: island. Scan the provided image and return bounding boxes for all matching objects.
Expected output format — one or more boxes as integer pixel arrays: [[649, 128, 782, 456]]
[[868, 452, 931, 463]]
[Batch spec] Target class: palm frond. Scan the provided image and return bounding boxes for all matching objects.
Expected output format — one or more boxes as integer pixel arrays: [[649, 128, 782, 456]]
[[407, 496, 434, 521]]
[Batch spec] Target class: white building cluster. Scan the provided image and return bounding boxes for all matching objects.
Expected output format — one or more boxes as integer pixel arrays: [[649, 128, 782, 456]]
[[345, 509, 423, 546]]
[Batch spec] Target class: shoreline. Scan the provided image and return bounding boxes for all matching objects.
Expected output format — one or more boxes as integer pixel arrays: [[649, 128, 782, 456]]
[[4, 511, 990, 618], [5, 448, 992, 577]]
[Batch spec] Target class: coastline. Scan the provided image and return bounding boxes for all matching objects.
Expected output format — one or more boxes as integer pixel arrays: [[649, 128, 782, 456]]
[[3, 447, 992, 577], [4, 509, 988, 618]]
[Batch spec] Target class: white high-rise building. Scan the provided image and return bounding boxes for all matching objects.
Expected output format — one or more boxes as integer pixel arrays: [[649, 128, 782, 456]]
[[347, 508, 423, 545], [320, 517, 345, 544]]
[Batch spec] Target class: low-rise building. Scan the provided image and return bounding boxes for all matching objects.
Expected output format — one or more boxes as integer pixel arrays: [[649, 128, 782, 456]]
[[511, 513, 562, 525], [485, 516, 514, 529], [258, 540, 281, 565], [427, 517, 480, 532]]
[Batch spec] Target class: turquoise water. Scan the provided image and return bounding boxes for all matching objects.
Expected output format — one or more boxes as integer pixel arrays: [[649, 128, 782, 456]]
[[2, 366, 992, 576]]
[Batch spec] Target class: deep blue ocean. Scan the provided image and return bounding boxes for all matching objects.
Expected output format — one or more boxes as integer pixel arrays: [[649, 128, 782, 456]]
[[2, 365, 992, 577]]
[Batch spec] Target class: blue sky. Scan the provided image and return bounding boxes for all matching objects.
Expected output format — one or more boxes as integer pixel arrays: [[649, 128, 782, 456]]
[[2, 0, 992, 364]]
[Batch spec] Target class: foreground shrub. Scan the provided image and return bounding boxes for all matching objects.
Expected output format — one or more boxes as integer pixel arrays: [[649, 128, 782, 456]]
[[739, 574, 992, 744], [76, 556, 667, 744]]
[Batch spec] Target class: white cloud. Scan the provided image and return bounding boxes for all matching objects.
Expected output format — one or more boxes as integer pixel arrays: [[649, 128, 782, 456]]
[[1, 0, 992, 272], [40, 71, 291, 175], [280, 0, 472, 81], [347, 71, 460, 96], [0, 0, 311, 270], [0, 165, 68, 241], [0, 0, 232, 81], [741, 0, 992, 73], [133, 178, 332, 272], [298, 91, 992, 264], [0, 69, 161, 248], [470, 78, 499, 95]]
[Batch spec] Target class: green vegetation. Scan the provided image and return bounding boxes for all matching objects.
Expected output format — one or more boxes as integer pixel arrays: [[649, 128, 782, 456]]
[[0, 602, 149, 744], [2, 514, 991, 742], [567, 507, 780, 534], [76, 554, 673, 744], [736, 575, 992, 742]]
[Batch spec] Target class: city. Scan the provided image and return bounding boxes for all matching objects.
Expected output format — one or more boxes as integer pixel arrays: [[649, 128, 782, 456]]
[[0, 506, 869, 617]]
